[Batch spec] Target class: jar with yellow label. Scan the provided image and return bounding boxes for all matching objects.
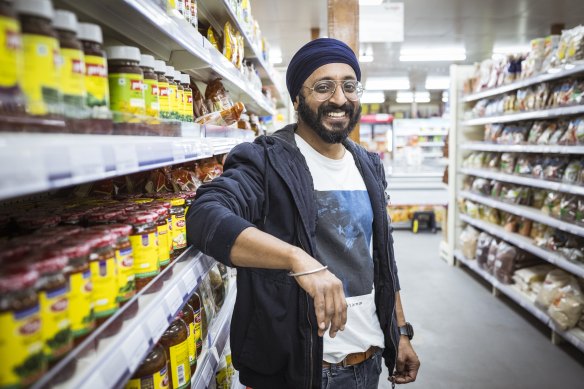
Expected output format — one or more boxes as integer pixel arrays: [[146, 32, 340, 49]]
[[140, 204, 171, 270], [0, 0, 26, 119], [14, 0, 62, 117], [75, 230, 119, 325], [0, 264, 45, 388], [174, 70, 184, 122], [154, 199, 174, 260], [155, 60, 170, 120], [179, 191, 196, 217], [125, 343, 169, 389], [54, 240, 94, 345], [31, 250, 72, 364], [78, 22, 110, 121], [178, 303, 196, 375], [169, 197, 187, 257], [53, 10, 87, 121], [120, 211, 159, 291], [180, 74, 193, 123], [165, 66, 178, 120], [187, 292, 203, 358], [160, 317, 191, 389], [106, 45, 145, 123], [140, 54, 159, 120]]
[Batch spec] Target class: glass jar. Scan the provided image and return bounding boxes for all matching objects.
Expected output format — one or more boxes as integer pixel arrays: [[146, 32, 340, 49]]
[[105, 45, 145, 123], [140, 54, 159, 119], [120, 211, 159, 291], [155, 60, 170, 120], [180, 74, 193, 123], [15, 213, 60, 233], [85, 209, 125, 226], [165, 66, 177, 120], [52, 240, 94, 344], [141, 204, 171, 270], [31, 250, 72, 364], [174, 71, 184, 122], [169, 197, 187, 257], [0, 264, 44, 388], [188, 292, 202, 358], [75, 230, 118, 325], [78, 22, 108, 117], [89, 224, 135, 305], [154, 199, 174, 260], [178, 303, 196, 375], [0, 0, 25, 118], [179, 191, 196, 217], [159, 317, 191, 389], [14, 0, 62, 117], [125, 343, 169, 389]]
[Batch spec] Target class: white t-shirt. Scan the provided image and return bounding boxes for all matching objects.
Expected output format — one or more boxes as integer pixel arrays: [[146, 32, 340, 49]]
[[295, 134, 385, 363]]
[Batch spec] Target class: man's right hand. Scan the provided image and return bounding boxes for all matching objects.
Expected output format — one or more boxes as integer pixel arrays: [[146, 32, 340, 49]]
[[291, 258, 347, 338]]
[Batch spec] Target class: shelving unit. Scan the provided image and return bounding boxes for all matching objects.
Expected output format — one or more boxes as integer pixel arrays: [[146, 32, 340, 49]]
[[453, 250, 584, 353], [463, 105, 584, 126], [460, 143, 584, 154], [32, 248, 215, 389]]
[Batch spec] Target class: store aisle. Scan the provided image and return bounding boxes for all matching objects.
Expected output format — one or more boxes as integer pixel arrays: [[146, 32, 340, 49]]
[[379, 231, 584, 389]]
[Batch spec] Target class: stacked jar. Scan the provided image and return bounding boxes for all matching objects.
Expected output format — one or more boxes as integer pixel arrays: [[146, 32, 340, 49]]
[[120, 211, 159, 291], [139, 54, 160, 120], [140, 202, 171, 271], [106, 45, 145, 125], [165, 65, 178, 120], [181, 73, 193, 122]]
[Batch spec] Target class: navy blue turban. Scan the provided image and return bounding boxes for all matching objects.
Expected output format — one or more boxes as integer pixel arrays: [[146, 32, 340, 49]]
[[286, 38, 361, 102]]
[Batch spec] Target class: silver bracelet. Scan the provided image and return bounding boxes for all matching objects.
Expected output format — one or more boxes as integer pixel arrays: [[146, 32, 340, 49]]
[[288, 265, 328, 277]]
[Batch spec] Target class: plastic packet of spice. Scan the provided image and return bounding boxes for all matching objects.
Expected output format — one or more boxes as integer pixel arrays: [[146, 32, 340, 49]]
[[171, 168, 201, 192], [145, 169, 172, 194]]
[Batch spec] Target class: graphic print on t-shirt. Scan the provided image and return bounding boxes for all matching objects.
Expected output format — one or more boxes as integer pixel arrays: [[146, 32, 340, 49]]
[[315, 190, 373, 298]]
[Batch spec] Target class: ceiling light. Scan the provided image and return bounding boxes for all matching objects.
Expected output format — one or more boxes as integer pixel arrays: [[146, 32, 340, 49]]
[[365, 77, 410, 90], [359, 54, 374, 63], [359, 0, 383, 5], [396, 91, 431, 103], [425, 76, 450, 90], [399, 48, 466, 62], [361, 91, 385, 104]]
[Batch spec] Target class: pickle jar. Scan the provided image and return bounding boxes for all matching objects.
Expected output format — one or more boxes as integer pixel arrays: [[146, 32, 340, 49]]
[[140, 54, 160, 119], [165, 66, 177, 120], [78, 22, 109, 115], [141, 204, 171, 270], [159, 317, 191, 389], [187, 292, 203, 358], [53, 240, 94, 344], [91, 224, 136, 305], [31, 250, 72, 364], [0, 0, 25, 117], [125, 343, 169, 389], [0, 264, 45, 388], [174, 71, 184, 122], [119, 211, 159, 291], [154, 199, 174, 260], [154, 60, 170, 120], [105, 45, 145, 123], [75, 230, 119, 325], [178, 303, 197, 375], [169, 197, 187, 257], [180, 74, 193, 123]]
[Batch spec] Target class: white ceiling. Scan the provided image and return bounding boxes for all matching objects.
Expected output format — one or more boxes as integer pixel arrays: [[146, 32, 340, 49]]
[[251, 0, 584, 93]]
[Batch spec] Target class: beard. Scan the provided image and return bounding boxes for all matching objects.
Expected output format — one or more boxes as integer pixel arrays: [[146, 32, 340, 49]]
[[297, 93, 362, 144]]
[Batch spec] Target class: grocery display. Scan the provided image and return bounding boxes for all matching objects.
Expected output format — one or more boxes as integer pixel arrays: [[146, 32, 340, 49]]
[[449, 46, 584, 353]]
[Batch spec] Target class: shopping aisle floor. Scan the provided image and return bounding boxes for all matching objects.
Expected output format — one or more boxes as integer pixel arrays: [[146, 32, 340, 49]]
[[379, 231, 584, 389]]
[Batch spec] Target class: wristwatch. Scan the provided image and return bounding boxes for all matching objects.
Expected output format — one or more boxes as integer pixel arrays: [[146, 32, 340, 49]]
[[399, 322, 414, 340]]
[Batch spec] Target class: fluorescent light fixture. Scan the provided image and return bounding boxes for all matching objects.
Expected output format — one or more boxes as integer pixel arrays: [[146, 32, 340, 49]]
[[365, 77, 410, 90], [399, 48, 466, 62], [359, 54, 374, 63], [425, 76, 450, 90], [396, 91, 431, 103], [359, 0, 383, 5], [361, 91, 385, 104]]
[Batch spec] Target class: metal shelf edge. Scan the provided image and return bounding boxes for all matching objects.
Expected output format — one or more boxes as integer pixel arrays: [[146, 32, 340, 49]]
[[463, 105, 584, 126]]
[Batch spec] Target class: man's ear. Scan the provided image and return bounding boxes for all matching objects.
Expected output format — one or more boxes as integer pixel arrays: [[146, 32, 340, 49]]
[[293, 95, 299, 111]]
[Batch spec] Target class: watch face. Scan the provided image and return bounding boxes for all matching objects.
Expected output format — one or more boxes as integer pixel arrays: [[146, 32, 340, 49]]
[[400, 323, 414, 340]]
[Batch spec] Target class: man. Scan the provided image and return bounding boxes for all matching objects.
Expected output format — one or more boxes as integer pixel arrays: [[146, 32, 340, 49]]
[[187, 38, 420, 388]]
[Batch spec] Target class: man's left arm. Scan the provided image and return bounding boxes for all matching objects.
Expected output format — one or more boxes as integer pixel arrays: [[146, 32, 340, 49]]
[[392, 291, 421, 384]]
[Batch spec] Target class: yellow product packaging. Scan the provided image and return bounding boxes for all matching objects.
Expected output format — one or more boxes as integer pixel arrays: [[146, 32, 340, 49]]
[[89, 246, 119, 319], [106, 46, 146, 122], [223, 22, 236, 63], [68, 267, 94, 337], [207, 26, 220, 52], [0, 13, 23, 90]]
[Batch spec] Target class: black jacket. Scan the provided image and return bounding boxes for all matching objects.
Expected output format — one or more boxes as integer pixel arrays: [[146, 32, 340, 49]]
[[187, 124, 401, 388]]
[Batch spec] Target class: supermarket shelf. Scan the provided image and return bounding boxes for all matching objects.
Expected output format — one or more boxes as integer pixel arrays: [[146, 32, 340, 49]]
[[462, 64, 584, 102], [460, 142, 584, 154], [459, 191, 584, 237], [395, 130, 448, 137], [423, 151, 445, 158], [463, 104, 584, 126], [33, 248, 216, 389], [0, 133, 246, 201], [418, 142, 445, 147], [453, 250, 584, 353], [460, 214, 584, 278], [192, 284, 237, 389], [198, 0, 284, 103], [460, 168, 584, 196]]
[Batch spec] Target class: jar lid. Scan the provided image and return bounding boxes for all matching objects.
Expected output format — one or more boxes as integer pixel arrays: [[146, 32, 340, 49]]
[[14, 234, 62, 248], [53, 9, 78, 33], [181, 74, 191, 85], [109, 203, 139, 213], [74, 230, 116, 249], [35, 225, 84, 238], [140, 54, 155, 69], [141, 204, 168, 217], [90, 224, 132, 239], [106, 46, 141, 62], [14, 0, 54, 20], [154, 60, 167, 74], [0, 244, 30, 264], [170, 198, 186, 207], [121, 211, 158, 225], [49, 241, 91, 259], [78, 22, 103, 44], [130, 198, 153, 204], [153, 200, 172, 209], [85, 209, 125, 224], [16, 214, 61, 231], [0, 266, 39, 292], [165, 66, 175, 78], [178, 191, 197, 199], [31, 250, 69, 274], [174, 71, 182, 82]]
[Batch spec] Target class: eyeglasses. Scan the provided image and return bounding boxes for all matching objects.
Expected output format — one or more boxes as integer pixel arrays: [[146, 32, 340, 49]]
[[302, 79, 364, 101]]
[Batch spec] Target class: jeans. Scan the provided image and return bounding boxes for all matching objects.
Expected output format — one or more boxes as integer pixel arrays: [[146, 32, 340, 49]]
[[321, 348, 384, 389]]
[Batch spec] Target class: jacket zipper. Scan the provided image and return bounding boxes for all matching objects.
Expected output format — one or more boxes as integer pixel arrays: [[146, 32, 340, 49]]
[[384, 192, 399, 371]]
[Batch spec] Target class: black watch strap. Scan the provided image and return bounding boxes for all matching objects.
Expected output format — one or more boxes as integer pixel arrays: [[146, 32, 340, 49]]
[[399, 322, 414, 340]]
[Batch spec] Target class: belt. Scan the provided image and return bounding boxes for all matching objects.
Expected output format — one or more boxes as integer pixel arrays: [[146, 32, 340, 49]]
[[322, 346, 379, 368]]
